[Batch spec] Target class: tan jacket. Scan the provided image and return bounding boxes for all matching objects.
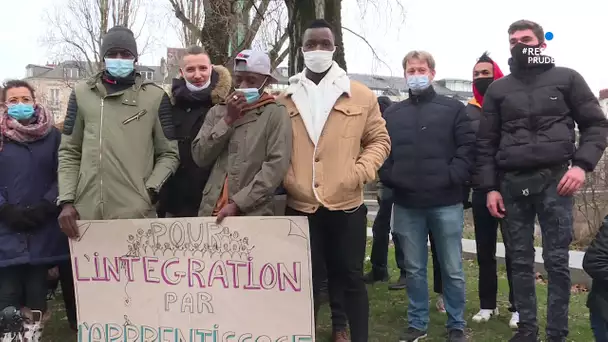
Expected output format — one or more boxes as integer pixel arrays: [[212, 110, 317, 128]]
[[278, 80, 391, 213], [191, 101, 292, 216]]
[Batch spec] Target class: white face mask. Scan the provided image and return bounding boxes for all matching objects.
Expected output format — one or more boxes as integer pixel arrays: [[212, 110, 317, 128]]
[[303, 49, 335, 73], [184, 76, 211, 92]]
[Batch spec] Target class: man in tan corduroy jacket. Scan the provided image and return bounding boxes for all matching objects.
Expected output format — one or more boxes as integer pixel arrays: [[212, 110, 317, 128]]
[[277, 19, 390, 342]]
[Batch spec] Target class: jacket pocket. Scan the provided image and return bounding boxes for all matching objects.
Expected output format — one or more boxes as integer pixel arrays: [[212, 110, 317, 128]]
[[122, 109, 148, 125], [334, 104, 363, 138], [341, 166, 360, 191]]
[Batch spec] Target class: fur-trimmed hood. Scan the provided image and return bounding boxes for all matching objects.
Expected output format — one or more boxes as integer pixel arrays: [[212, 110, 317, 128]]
[[210, 65, 232, 104]]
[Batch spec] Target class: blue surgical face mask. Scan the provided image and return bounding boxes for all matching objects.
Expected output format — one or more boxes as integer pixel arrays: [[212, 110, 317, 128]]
[[237, 88, 261, 104], [235, 78, 268, 104], [406, 75, 431, 92], [7, 103, 35, 121], [105, 58, 134, 78]]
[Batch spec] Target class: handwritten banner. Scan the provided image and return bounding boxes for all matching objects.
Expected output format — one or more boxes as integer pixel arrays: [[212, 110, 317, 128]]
[[69, 216, 315, 342]]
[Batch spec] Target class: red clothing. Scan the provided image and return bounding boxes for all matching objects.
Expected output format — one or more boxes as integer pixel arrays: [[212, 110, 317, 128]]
[[472, 59, 504, 106]]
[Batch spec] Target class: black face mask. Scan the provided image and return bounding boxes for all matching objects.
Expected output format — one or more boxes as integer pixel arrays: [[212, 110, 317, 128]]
[[473, 77, 493, 96], [510, 42, 541, 65]]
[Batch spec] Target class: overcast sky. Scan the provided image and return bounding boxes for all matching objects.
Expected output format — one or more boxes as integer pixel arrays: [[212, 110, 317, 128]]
[[1, 0, 607, 95]]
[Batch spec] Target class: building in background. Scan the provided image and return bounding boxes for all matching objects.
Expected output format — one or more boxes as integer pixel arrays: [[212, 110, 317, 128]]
[[24, 61, 166, 123], [269, 67, 473, 103]]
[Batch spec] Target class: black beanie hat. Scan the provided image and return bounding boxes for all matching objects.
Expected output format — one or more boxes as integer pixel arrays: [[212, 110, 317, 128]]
[[100, 26, 138, 60]]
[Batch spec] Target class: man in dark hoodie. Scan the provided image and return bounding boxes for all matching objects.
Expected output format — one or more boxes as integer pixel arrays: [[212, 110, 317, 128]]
[[157, 45, 232, 218], [582, 216, 608, 341], [467, 52, 519, 329], [476, 20, 608, 342]]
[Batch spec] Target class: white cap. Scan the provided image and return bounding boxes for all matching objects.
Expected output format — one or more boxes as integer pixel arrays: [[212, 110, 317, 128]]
[[234, 49, 274, 79]]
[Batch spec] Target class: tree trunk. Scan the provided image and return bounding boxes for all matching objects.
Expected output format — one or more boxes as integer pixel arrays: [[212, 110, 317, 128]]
[[199, 0, 232, 65], [324, 0, 346, 71]]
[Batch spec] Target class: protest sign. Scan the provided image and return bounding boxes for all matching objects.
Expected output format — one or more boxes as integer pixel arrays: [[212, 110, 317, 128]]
[[69, 216, 314, 342]]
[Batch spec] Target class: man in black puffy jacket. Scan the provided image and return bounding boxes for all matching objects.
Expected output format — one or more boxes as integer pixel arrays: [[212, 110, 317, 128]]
[[380, 50, 475, 342], [583, 216, 608, 342], [475, 19, 608, 342]]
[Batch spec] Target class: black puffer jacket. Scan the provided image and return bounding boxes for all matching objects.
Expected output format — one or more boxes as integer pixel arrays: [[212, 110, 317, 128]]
[[475, 61, 608, 190], [379, 87, 475, 208], [466, 101, 482, 134], [583, 217, 608, 322]]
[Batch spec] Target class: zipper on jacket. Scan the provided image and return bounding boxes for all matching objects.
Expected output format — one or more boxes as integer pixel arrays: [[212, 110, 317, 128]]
[[157, 172, 172, 191], [528, 92, 537, 144], [122, 109, 148, 125], [99, 98, 105, 218]]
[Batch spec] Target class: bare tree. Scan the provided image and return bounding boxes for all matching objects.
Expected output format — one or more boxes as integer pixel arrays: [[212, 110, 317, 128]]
[[169, 0, 204, 47], [169, 0, 405, 76], [576, 156, 608, 246], [168, 0, 289, 67], [41, 0, 159, 78]]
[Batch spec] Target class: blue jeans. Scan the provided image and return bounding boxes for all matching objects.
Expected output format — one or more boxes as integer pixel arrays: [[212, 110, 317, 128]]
[[591, 309, 608, 342], [393, 203, 466, 331]]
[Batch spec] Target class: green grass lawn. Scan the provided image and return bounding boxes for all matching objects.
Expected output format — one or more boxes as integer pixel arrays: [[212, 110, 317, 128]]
[[43, 243, 594, 342]]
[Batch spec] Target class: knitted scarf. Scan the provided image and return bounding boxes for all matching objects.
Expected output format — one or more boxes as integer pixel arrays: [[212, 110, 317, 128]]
[[0, 105, 54, 151]]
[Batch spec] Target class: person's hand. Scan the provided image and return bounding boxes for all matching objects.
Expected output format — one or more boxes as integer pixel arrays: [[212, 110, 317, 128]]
[[23, 201, 60, 226], [0, 204, 36, 231], [58, 203, 80, 239], [216, 202, 240, 224], [486, 191, 505, 218], [557, 166, 585, 196], [147, 188, 159, 205], [224, 92, 248, 125]]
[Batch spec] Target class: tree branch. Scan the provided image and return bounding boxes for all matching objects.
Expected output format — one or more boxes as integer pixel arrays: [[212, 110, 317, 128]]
[[168, 0, 203, 42], [272, 48, 289, 69], [268, 30, 288, 63], [342, 25, 392, 74], [235, 0, 270, 52]]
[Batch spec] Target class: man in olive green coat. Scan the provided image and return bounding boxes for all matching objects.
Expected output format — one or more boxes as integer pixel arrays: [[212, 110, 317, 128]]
[[57, 26, 179, 238], [192, 50, 291, 222]]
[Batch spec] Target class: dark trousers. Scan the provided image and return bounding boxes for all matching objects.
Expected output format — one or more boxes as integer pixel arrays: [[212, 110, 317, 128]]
[[370, 190, 406, 277], [591, 308, 608, 342], [286, 205, 369, 341], [0, 264, 48, 312], [501, 177, 572, 338], [429, 233, 443, 294], [472, 190, 516, 311], [317, 266, 347, 330], [58, 260, 77, 329]]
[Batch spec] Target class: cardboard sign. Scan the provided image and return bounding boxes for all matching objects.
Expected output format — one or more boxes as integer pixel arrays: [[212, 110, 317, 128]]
[[69, 217, 315, 342]]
